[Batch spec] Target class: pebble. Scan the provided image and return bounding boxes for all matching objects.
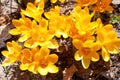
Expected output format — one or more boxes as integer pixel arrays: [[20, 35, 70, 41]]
[[112, 0, 120, 4]]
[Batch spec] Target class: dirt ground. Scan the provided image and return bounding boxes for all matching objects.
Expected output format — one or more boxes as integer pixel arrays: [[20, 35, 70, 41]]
[[0, 0, 120, 80]]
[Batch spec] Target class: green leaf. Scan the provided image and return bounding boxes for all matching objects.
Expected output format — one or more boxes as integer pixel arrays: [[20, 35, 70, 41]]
[[111, 17, 117, 24], [116, 16, 120, 21]]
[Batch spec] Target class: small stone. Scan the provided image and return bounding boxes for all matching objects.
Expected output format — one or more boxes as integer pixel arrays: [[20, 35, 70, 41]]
[[112, 0, 120, 4]]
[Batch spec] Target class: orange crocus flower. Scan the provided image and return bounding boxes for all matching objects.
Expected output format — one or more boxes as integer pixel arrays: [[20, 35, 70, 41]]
[[76, 0, 97, 7], [93, 0, 114, 12], [20, 47, 59, 76]]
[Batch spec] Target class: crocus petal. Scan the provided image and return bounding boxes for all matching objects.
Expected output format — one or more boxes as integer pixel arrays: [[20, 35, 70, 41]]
[[107, 31, 117, 39], [77, 0, 97, 6], [24, 39, 38, 48], [9, 29, 21, 35], [12, 41, 22, 52], [2, 59, 16, 66], [72, 39, 83, 49], [18, 34, 30, 42], [74, 51, 82, 61], [34, 47, 49, 61], [112, 38, 120, 47], [12, 20, 22, 27], [108, 46, 119, 54], [93, 41, 101, 51], [104, 24, 113, 31], [27, 3, 36, 10], [48, 40, 59, 49], [102, 47, 110, 62], [97, 30, 105, 42], [7, 42, 14, 53], [48, 54, 58, 63], [2, 51, 9, 58], [91, 52, 99, 62], [41, 40, 59, 49], [83, 40, 98, 48], [40, 47, 50, 57], [22, 49, 31, 60], [106, 6, 114, 11], [50, 0, 57, 3], [38, 67, 48, 76], [108, 49, 119, 54], [47, 64, 59, 73], [20, 63, 29, 70], [82, 57, 90, 69], [31, 47, 39, 54], [28, 63, 38, 74]]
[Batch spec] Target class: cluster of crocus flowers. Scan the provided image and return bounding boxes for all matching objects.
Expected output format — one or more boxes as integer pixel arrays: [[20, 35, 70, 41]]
[[1, 0, 120, 76], [69, 6, 100, 69], [2, 41, 58, 76], [69, 5, 120, 68]]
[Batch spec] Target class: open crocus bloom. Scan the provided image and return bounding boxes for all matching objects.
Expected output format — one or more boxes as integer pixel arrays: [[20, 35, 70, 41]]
[[21, 1, 44, 22], [96, 24, 120, 62], [19, 47, 59, 76], [73, 39, 100, 69], [2, 41, 22, 66], [93, 0, 113, 12], [44, 6, 71, 38]]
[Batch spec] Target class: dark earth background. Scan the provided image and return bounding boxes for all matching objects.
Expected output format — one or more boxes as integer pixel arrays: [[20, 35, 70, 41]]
[[0, 0, 120, 80]]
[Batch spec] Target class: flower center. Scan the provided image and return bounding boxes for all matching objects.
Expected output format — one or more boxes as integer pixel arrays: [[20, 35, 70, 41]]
[[83, 47, 90, 55]]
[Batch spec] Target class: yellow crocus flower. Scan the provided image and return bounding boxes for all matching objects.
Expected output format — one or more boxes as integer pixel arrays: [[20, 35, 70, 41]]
[[10, 16, 58, 49], [9, 17, 35, 42], [44, 6, 71, 38], [71, 6, 95, 36], [2, 41, 22, 66], [23, 18, 58, 49], [21, 0, 44, 22], [96, 24, 120, 61], [69, 5, 97, 42], [73, 39, 100, 69]]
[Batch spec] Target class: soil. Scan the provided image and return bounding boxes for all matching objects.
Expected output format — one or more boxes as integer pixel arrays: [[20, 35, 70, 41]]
[[0, 0, 120, 80]]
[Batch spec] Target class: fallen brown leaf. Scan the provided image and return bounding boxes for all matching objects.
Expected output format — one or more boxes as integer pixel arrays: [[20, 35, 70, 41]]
[[63, 64, 78, 80]]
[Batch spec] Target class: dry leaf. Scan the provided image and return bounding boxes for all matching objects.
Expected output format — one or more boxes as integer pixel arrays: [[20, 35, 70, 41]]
[[0, 16, 11, 48], [1, 0, 19, 15], [63, 64, 78, 80]]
